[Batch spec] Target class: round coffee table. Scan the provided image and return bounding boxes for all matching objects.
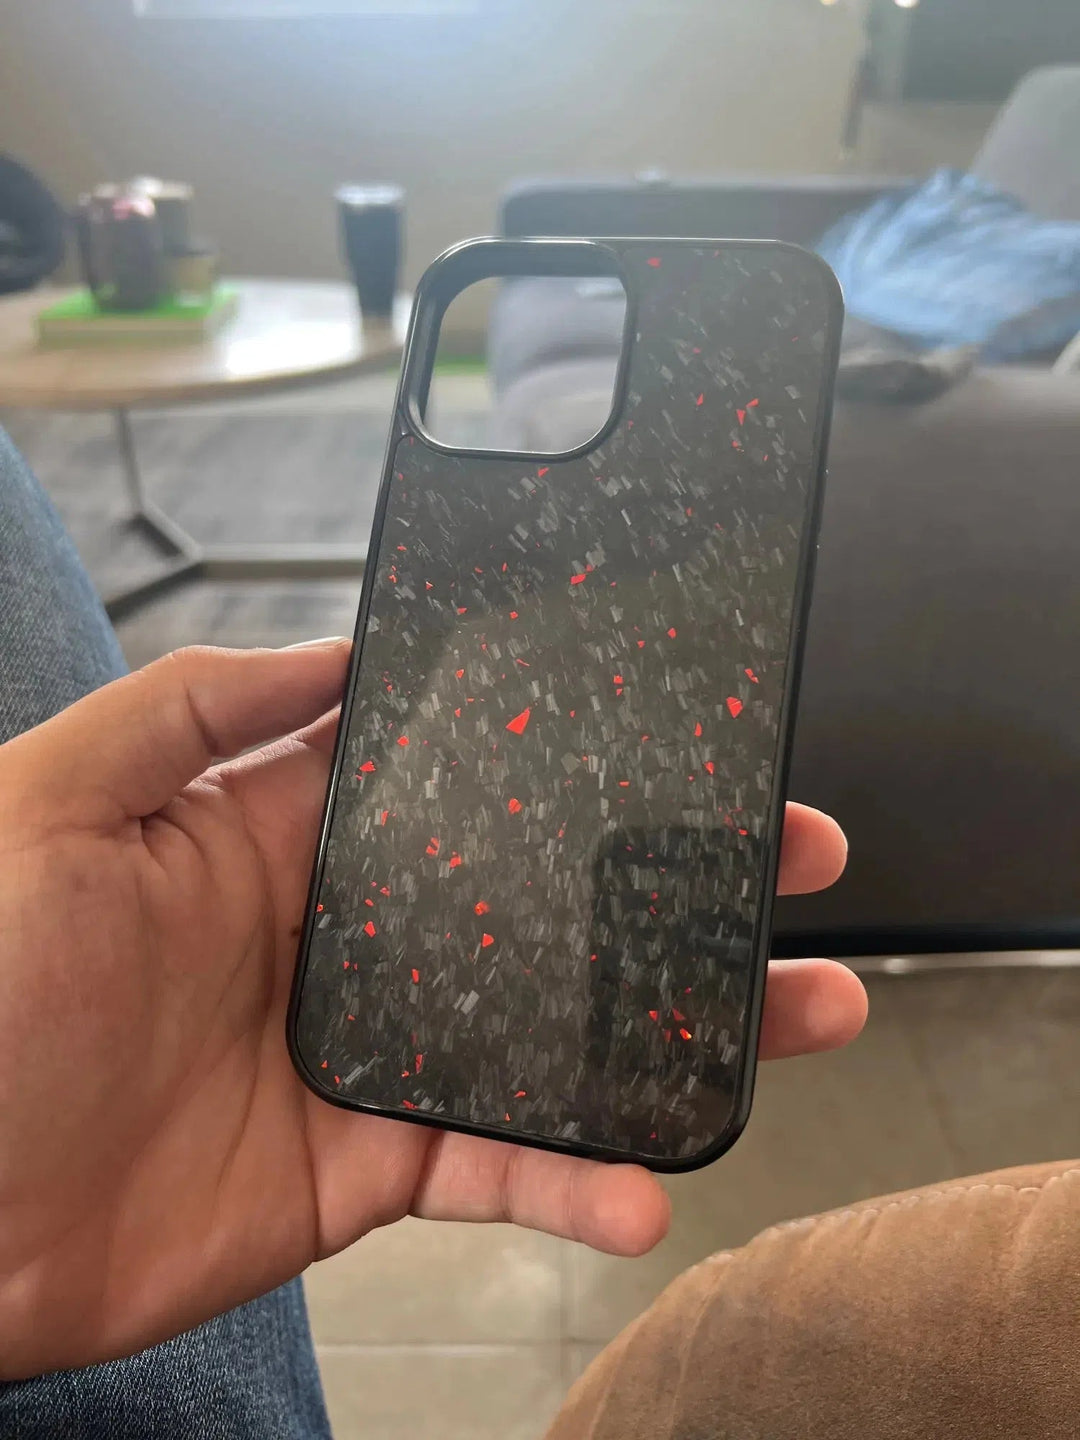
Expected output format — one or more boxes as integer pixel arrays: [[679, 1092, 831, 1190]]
[[0, 279, 410, 618]]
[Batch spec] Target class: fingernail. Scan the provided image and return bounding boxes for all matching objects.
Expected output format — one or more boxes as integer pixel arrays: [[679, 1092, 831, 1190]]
[[283, 636, 350, 650]]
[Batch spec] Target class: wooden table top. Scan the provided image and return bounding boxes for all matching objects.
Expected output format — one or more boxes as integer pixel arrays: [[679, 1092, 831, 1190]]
[[0, 279, 410, 411]]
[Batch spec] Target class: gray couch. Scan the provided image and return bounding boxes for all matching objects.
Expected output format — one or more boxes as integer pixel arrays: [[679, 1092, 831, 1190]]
[[486, 67, 1080, 958]]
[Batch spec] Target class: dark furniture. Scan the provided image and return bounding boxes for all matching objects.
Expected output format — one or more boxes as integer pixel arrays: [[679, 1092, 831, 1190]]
[[487, 67, 1080, 959], [0, 156, 65, 296]]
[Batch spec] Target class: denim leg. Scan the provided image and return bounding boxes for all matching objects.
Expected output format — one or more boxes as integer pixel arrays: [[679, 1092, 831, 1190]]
[[0, 427, 332, 1439], [0, 425, 126, 734], [1, 1287, 332, 1440]]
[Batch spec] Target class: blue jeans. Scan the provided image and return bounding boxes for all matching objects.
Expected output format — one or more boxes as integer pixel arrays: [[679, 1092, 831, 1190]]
[[0, 428, 333, 1439]]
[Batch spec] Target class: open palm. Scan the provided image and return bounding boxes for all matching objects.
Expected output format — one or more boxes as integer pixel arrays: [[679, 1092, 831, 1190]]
[[0, 640, 863, 1378]]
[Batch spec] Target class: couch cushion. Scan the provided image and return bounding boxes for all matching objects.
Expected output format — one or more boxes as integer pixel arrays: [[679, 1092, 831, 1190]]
[[487, 276, 625, 396], [490, 360, 1080, 949], [485, 355, 621, 454], [973, 66, 1080, 222], [547, 1159, 1080, 1439]]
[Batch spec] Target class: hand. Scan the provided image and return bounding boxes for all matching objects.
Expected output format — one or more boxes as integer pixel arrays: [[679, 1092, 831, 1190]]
[[0, 642, 864, 1376]]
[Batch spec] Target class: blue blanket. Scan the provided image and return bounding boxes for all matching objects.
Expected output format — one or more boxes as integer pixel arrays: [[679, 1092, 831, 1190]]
[[817, 169, 1080, 361]]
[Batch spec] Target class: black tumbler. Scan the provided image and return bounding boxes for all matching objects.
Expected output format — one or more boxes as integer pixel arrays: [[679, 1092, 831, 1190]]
[[335, 184, 404, 321]]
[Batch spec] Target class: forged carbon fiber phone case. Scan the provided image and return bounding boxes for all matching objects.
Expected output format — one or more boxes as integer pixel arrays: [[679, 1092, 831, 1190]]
[[289, 237, 842, 1169]]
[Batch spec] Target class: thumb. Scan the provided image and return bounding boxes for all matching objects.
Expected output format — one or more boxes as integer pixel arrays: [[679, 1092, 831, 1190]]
[[16, 640, 351, 826]]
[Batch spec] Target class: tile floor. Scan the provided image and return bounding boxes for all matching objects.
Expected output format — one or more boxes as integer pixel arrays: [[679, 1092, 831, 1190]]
[[304, 967, 1080, 1440]]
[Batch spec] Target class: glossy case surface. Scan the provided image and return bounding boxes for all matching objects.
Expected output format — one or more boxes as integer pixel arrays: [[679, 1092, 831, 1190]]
[[289, 237, 842, 1168]]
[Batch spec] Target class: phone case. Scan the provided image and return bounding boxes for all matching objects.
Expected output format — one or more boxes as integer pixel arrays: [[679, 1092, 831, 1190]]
[[288, 237, 842, 1170]]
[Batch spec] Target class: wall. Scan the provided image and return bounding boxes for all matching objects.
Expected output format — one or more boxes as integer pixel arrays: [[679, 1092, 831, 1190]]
[[0, 0, 992, 335]]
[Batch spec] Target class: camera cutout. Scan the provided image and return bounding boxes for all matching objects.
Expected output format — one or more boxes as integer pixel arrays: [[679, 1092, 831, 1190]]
[[405, 240, 630, 458]]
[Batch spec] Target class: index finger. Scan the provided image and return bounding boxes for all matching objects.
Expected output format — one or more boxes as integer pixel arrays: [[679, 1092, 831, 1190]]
[[777, 802, 847, 895]]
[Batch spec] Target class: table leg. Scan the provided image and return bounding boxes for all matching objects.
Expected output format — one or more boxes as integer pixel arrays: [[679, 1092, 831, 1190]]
[[114, 407, 147, 512], [103, 408, 368, 622], [103, 408, 205, 621]]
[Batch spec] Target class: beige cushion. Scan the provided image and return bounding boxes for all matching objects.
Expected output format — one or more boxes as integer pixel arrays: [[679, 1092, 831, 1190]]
[[547, 1160, 1080, 1439]]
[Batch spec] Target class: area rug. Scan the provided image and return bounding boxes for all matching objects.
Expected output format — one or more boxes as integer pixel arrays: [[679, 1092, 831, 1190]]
[[1, 405, 488, 665]]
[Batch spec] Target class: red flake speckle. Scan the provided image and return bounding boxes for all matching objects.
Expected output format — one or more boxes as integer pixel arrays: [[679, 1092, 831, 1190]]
[[381, 809, 390, 825], [347, 1013, 355, 1021], [641, 733, 650, 742], [618, 780, 630, 788], [696, 393, 705, 407], [736, 408, 746, 425], [381, 886, 391, 896], [509, 610, 519, 620], [425, 581, 433, 590], [401, 1099, 417, 1110], [415, 1053, 424, 1074], [506, 707, 531, 735], [646, 256, 661, 268], [363, 920, 377, 937], [359, 760, 376, 773], [748, 397, 760, 408], [481, 932, 495, 948], [474, 900, 490, 915], [637, 639, 646, 649], [449, 853, 463, 868], [321, 1060, 328, 1068], [667, 627, 677, 639], [672, 1008, 686, 1022], [457, 606, 468, 615], [694, 721, 702, 737], [411, 968, 420, 983], [316, 903, 324, 913], [570, 572, 587, 586], [613, 674, 624, 685], [704, 760, 715, 775], [454, 708, 461, 718], [537, 466, 549, 477], [397, 735, 409, 747], [648, 1009, 659, 1022], [679, 1027, 693, 1041], [745, 667, 760, 683], [515, 1090, 527, 1099], [726, 697, 744, 718], [508, 797, 523, 815], [364, 897, 374, 908], [426, 837, 440, 856], [455, 668, 465, 679], [334, 1075, 341, 1085]]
